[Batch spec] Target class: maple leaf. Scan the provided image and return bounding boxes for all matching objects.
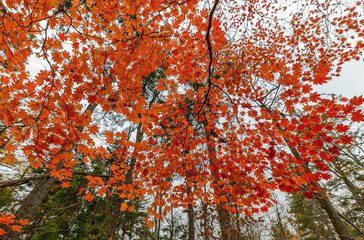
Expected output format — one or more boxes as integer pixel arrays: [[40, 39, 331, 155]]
[[349, 96, 364, 106], [321, 173, 331, 180], [128, 204, 135, 212], [1, 154, 17, 165], [17, 219, 30, 225], [105, 131, 114, 144], [351, 110, 364, 122], [303, 192, 314, 199], [336, 124, 349, 133], [57, 32, 67, 42], [120, 202, 128, 211], [146, 221, 154, 229], [60, 182, 71, 188], [260, 205, 269, 213], [9, 225, 22, 232], [0, 214, 15, 225], [75, 188, 85, 197], [87, 95, 97, 104], [48, 0, 58, 8], [85, 193, 94, 202]]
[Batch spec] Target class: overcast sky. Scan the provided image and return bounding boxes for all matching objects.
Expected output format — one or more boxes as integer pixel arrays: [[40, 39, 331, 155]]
[[314, 60, 364, 98]]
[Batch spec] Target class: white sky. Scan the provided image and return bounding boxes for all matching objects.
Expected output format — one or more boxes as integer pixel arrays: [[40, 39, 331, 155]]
[[315, 60, 364, 98]]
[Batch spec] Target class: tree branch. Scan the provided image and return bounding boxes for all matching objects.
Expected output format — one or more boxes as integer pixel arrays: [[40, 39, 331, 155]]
[[0, 171, 112, 189], [0, 174, 51, 188], [197, 0, 220, 117]]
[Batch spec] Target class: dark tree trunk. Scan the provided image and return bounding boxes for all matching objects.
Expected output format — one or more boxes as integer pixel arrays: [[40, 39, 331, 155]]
[[187, 202, 195, 240], [332, 160, 364, 212], [108, 122, 143, 238], [202, 200, 210, 240], [315, 196, 353, 240], [155, 205, 161, 240], [169, 202, 174, 240], [217, 204, 238, 240], [2, 104, 97, 240], [2, 176, 55, 240], [341, 175, 364, 212], [202, 119, 238, 240], [287, 143, 353, 240]]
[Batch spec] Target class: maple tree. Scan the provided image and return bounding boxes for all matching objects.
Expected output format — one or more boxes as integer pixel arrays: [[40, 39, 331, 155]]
[[0, 0, 363, 239]]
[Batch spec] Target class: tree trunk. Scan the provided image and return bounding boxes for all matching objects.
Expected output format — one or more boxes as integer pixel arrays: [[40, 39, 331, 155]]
[[341, 174, 364, 212], [332, 160, 364, 212], [108, 122, 143, 238], [185, 169, 195, 240], [257, 101, 354, 240], [315, 196, 353, 240], [287, 143, 353, 240], [202, 199, 210, 240], [201, 119, 238, 240], [2, 176, 55, 240], [312, 199, 338, 240], [188, 202, 195, 240], [170, 202, 174, 240], [217, 204, 238, 240], [3, 104, 97, 240]]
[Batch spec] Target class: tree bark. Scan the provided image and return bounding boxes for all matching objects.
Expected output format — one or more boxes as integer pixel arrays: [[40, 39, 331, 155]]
[[202, 119, 238, 240], [258, 101, 354, 240], [287, 142, 353, 240], [2, 176, 55, 240], [341, 175, 364, 212], [107, 122, 143, 238], [169, 201, 174, 240], [187, 202, 195, 240], [332, 159, 364, 212], [216, 204, 238, 240], [1, 104, 97, 240]]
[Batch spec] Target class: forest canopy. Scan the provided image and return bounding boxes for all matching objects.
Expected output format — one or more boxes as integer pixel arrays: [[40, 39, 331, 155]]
[[0, 0, 363, 239]]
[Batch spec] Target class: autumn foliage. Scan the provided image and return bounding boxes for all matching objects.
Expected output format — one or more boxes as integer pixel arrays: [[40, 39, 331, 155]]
[[0, 0, 363, 237]]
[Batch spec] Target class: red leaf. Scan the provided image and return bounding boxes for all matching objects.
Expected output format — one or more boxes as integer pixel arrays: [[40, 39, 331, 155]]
[[303, 192, 314, 199], [57, 32, 67, 41], [60, 182, 71, 188], [85, 192, 94, 202], [9, 225, 22, 232], [352, 110, 364, 122], [336, 124, 349, 133], [77, 188, 86, 196], [349, 96, 364, 106]]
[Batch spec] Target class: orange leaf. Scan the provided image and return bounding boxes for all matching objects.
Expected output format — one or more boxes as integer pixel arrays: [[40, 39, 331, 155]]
[[9, 225, 22, 232], [105, 131, 114, 144], [128, 204, 135, 212], [85, 192, 94, 202], [98, 189, 104, 197], [120, 202, 128, 211], [146, 221, 154, 229], [17, 219, 30, 225], [77, 188, 85, 196], [60, 182, 71, 188]]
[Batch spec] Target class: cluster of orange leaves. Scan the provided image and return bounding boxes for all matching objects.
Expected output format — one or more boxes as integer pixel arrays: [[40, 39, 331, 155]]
[[0, 0, 363, 235], [0, 213, 29, 236]]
